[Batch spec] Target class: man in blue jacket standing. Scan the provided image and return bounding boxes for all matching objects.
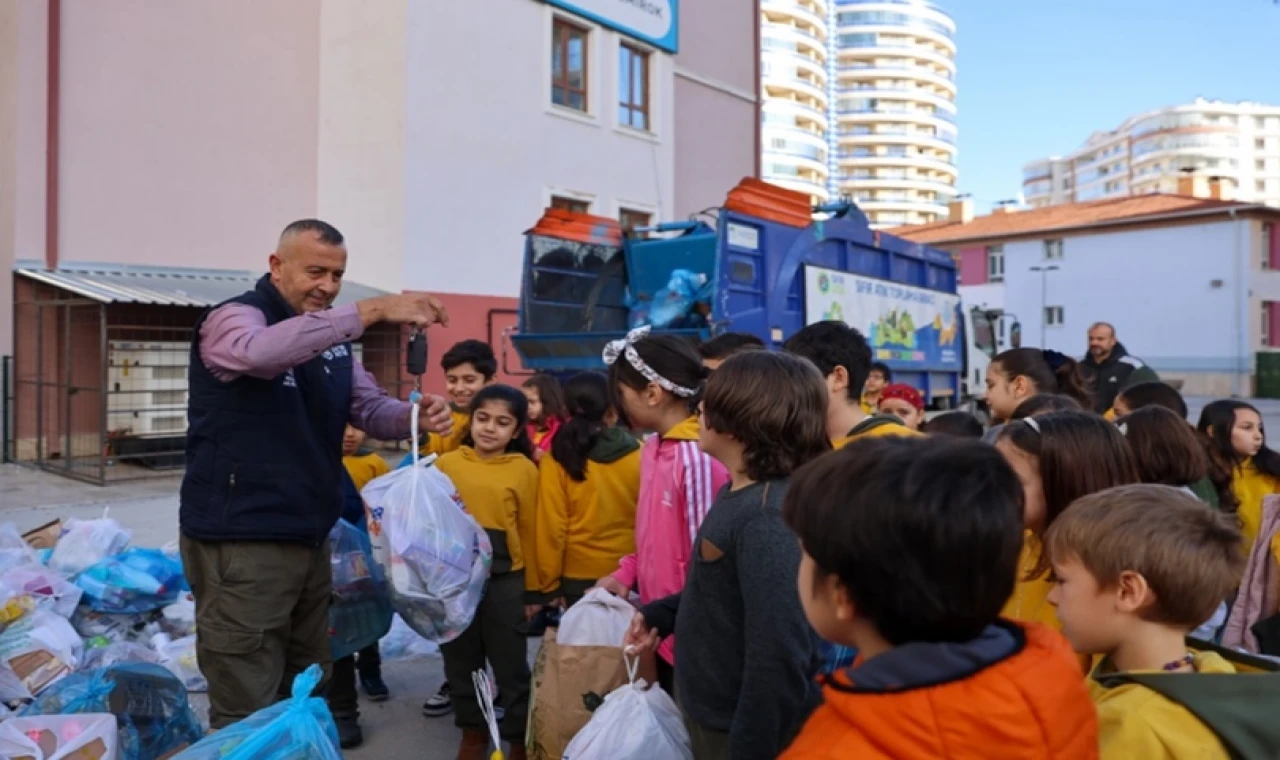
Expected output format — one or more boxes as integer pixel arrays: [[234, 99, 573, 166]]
[[179, 219, 453, 729]]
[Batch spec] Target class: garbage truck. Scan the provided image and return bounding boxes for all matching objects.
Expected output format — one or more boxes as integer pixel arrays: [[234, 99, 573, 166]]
[[511, 178, 1011, 409]]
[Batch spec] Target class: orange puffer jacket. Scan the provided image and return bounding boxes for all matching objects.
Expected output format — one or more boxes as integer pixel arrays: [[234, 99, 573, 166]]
[[780, 621, 1098, 759]]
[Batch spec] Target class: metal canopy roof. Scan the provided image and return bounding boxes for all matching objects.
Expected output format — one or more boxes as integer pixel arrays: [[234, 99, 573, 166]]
[[14, 260, 388, 307]]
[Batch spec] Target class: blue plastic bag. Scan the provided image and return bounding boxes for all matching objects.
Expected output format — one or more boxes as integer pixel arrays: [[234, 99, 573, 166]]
[[628, 269, 712, 330], [75, 548, 186, 615], [328, 519, 393, 661], [20, 663, 204, 760], [171, 664, 340, 760]]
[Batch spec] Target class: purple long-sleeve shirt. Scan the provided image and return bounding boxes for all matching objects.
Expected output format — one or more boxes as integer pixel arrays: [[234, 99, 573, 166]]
[[199, 302, 413, 442]]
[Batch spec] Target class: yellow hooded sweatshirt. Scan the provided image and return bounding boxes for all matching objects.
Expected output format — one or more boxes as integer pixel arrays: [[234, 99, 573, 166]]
[[1002, 532, 1058, 629], [435, 446, 539, 589], [343, 452, 390, 492], [832, 414, 922, 450], [1232, 459, 1280, 549], [534, 428, 642, 598], [1089, 651, 1235, 760]]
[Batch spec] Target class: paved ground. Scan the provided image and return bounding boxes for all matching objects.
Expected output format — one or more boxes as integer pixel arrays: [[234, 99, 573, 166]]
[[3, 395, 1278, 757]]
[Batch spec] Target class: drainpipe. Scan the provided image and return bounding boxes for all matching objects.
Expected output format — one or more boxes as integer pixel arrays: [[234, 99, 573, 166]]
[[1230, 207, 1243, 396], [44, 0, 61, 271], [752, 0, 761, 179]]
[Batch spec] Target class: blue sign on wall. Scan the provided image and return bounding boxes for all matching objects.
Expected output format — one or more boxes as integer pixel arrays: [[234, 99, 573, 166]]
[[545, 0, 679, 53]]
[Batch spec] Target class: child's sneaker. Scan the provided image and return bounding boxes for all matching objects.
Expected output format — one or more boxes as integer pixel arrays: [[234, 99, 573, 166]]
[[422, 682, 452, 717], [360, 674, 390, 702]]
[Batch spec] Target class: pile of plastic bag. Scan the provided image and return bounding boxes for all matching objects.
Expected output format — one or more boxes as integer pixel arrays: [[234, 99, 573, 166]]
[[628, 268, 713, 330], [362, 458, 492, 644]]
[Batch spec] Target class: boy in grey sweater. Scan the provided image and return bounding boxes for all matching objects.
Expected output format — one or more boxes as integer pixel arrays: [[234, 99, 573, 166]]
[[626, 351, 832, 760]]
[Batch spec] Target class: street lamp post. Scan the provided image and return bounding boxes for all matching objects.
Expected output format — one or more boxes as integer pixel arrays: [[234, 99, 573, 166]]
[[1029, 265, 1060, 347]]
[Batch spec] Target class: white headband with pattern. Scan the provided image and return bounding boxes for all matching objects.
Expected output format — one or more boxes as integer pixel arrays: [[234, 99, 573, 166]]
[[1023, 417, 1041, 433], [602, 326, 699, 398]]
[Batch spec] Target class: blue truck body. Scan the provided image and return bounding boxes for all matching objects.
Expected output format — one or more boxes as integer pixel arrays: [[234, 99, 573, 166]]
[[512, 191, 964, 406]]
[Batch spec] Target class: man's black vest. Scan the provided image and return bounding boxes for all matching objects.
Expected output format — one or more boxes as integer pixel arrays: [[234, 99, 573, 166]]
[[180, 275, 352, 546]]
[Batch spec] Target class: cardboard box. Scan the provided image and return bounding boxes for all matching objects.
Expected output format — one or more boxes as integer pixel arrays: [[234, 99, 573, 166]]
[[22, 520, 62, 550]]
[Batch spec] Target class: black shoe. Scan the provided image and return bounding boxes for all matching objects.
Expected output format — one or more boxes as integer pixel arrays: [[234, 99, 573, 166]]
[[335, 714, 364, 749], [360, 674, 390, 702], [422, 682, 452, 717]]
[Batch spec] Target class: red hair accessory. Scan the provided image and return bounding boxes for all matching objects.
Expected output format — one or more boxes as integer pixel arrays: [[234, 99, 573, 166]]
[[879, 383, 924, 411]]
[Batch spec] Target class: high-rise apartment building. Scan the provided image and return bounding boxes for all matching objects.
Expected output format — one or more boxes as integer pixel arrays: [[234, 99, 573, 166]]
[[1023, 99, 1280, 209], [761, 0, 831, 201], [761, 0, 959, 226]]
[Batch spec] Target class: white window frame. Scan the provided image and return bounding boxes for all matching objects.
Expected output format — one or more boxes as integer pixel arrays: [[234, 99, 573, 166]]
[[614, 34, 660, 142], [1044, 238, 1064, 261], [545, 9, 599, 126], [987, 245, 1005, 283], [544, 186, 597, 214], [1263, 302, 1271, 347], [1044, 305, 1065, 328]]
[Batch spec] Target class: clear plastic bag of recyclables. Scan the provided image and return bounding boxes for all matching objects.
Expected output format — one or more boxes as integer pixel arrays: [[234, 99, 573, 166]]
[[20, 663, 204, 760], [328, 519, 393, 661], [362, 458, 492, 644], [75, 548, 186, 615], [170, 664, 340, 760]]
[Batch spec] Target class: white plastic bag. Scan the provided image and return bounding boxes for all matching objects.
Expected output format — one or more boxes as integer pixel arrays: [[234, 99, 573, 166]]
[[562, 654, 692, 760], [556, 588, 636, 647], [379, 614, 441, 661], [0, 563, 84, 620], [160, 595, 197, 638], [81, 640, 163, 670], [48, 518, 131, 577], [0, 714, 118, 759], [0, 522, 40, 572], [362, 456, 492, 644], [154, 633, 207, 692], [0, 609, 84, 700]]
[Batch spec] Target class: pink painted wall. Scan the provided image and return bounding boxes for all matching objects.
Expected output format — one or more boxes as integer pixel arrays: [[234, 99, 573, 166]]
[[957, 246, 988, 286], [671, 0, 758, 218], [1268, 302, 1280, 349], [56, 0, 321, 271]]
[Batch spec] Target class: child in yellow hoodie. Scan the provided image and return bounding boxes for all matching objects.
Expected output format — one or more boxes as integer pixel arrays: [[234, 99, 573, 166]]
[[1044, 484, 1268, 760], [1197, 400, 1280, 549], [781, 322, 918, 450], [533, 372, 640, 608], [433, 384, 539, 760], [994, 412, 1138, 636]]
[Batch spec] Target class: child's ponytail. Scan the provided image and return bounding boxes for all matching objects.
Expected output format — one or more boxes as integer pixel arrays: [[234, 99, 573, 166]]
[[551, 372, 611, 482]]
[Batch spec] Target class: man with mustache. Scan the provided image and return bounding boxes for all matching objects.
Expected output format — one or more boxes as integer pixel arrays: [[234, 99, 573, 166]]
[[179, 219, 453, 732]]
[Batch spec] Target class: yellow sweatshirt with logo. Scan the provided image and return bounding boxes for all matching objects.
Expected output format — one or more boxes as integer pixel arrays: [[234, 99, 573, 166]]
[[1089, 651, 1234, 760], [534, 428, 642, 597], [1232, 459, 1280, 550], [343, 452, 390, 492], [832, 414, 922, 450], [435, 446, 539, 589]]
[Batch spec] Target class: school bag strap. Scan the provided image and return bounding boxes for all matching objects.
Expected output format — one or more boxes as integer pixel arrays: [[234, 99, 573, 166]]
[[1093, 644, 1280, 760]]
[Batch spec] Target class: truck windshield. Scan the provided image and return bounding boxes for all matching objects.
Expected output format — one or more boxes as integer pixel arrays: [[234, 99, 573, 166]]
[[970, 308, 996, 358]]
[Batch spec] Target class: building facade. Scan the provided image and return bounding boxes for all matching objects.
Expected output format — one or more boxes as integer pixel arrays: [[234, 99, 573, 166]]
[[759, 0, 958, 225], [891, 195, 1280, 396], [0, 0, 757, 369], [1023, 99, 1280, 209]]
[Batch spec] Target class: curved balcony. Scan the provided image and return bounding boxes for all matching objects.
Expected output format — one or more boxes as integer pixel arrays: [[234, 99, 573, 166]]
[[762, 0, 827, 35], [855, 198, 950, 217], [837, 153, 958, 178], [836, 63, 956, 95], [836, 130, 957, 154], [835, 86, 955, 112], [835, 108, 955, 131], [763, 22, 826, 56], [763, 123, 830, 151], [765, 76, 828, 105], [763, 48, 828, 81], [838, 44, 956, 74], [764, 99, 830, 130], [766, 151, 831, 178], [834, 176, 957, 196], [833, 22, 956, 55]]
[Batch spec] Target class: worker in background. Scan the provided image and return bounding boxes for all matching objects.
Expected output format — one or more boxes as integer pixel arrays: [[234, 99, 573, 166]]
[[179, 219, 454, 730], [1080, 322, 1159, 415]]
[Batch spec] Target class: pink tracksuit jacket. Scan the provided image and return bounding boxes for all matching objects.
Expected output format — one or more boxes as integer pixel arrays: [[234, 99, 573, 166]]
[[610, 416, 729, 664]]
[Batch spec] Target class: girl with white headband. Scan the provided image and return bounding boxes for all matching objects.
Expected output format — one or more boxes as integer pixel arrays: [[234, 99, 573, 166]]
[[593, 326, 729, 693]]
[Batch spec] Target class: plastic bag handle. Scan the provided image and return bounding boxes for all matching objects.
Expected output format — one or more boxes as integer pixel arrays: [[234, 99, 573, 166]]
[[410, 401, 421, 491], [623, 645, 641, 685]]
